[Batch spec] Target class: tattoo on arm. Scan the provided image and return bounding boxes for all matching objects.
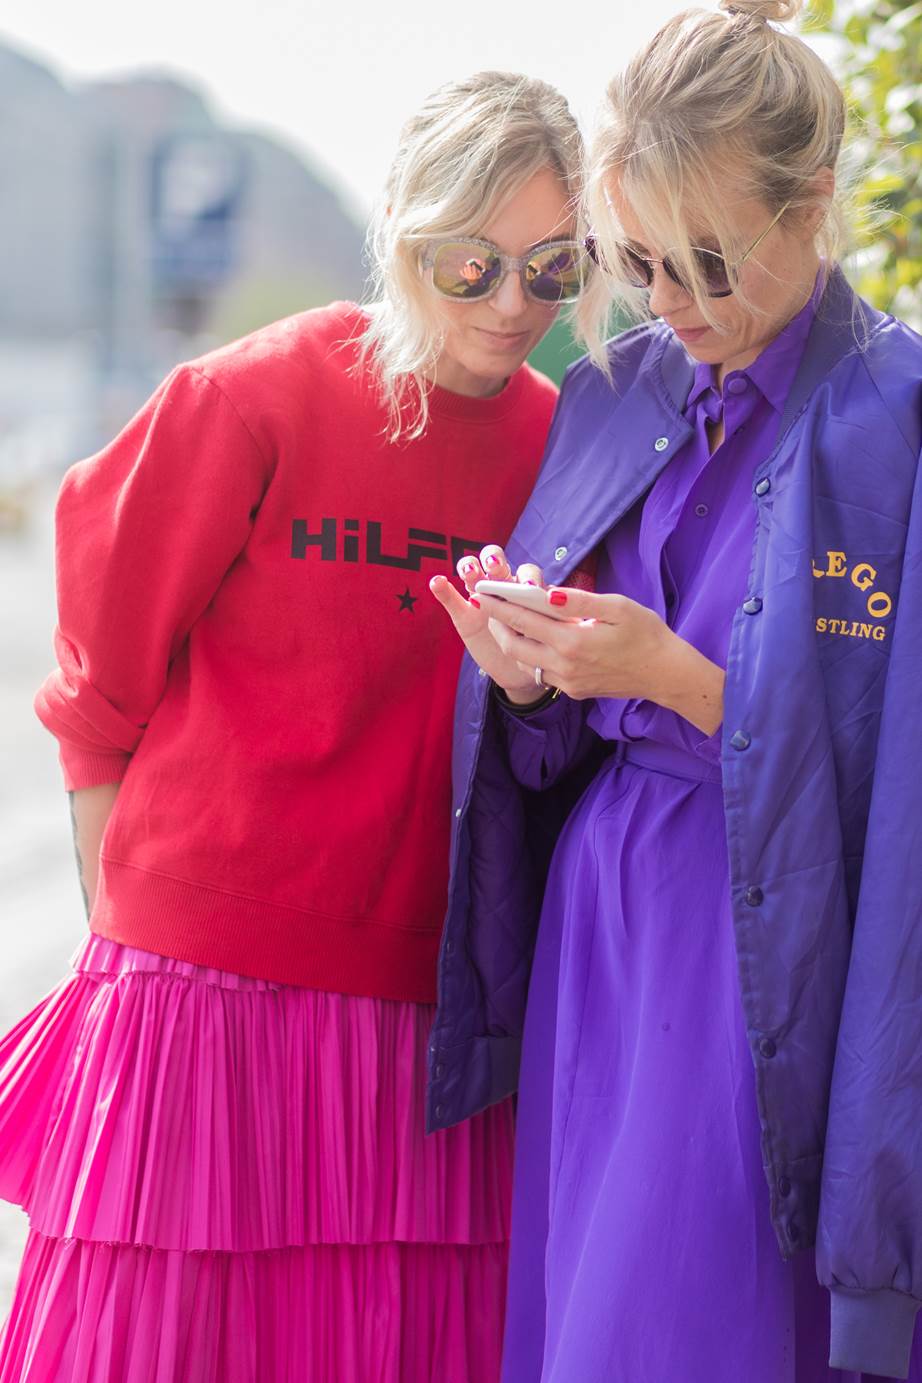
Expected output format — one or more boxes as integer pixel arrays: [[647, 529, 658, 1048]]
[[68, 791, 90, 919]]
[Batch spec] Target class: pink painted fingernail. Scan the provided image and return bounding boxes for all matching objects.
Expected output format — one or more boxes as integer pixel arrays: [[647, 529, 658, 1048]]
[[549, 590, 568, 607], [462, 561, 478, 575], [524, 580, 538, 586], [469, 597, 481, 609], [486, 553, 502, 567]]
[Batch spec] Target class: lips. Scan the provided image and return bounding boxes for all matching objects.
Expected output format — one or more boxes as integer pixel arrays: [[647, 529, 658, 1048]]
[[670, 324, 709, 344], [476, 327, 531, 348]]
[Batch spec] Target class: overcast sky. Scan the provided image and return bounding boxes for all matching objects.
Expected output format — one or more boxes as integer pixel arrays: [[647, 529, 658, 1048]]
[[1, 0, 725, 218]]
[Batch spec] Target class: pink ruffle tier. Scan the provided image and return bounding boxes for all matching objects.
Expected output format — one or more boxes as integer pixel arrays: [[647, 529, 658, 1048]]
[[0, 933, 513, 1381]]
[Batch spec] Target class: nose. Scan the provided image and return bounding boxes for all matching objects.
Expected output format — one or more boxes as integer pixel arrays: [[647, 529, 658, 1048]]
[[647, 263, 692, 319], [490, 266, 529, 318]]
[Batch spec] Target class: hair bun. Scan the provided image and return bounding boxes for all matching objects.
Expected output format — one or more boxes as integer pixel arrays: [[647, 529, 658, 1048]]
[[719, 0, 803, 21]]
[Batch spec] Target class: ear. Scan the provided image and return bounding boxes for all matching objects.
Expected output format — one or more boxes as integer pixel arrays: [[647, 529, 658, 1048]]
[[802, 165, 836, 236]]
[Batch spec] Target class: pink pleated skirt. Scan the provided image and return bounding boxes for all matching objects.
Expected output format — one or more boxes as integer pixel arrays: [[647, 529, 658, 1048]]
[[0, 933, 514, 1381]]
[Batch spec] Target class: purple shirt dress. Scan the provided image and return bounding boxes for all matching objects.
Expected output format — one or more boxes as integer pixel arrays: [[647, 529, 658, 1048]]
[[499, 292, 918, 1383]]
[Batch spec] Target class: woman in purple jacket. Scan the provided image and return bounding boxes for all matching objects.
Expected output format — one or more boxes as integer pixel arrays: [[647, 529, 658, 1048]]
[[431, 1, 922, 1380]]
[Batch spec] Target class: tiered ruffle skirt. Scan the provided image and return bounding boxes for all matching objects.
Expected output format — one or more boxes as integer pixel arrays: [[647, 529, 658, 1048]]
[[0, 934, 513, 1381]]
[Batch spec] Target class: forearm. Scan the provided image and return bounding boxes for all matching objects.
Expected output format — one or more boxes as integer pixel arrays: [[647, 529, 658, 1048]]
[[653, 633, 725, 736], [68, 782, 120, 916], [500, 692, 595, 790]]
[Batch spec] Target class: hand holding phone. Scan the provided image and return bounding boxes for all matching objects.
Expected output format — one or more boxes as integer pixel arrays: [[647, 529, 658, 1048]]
[[474, 580, 575, 620]]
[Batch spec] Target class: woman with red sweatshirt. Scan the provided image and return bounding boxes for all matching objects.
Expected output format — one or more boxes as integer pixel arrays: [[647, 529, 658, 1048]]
[[0, 72, 590, 1382]]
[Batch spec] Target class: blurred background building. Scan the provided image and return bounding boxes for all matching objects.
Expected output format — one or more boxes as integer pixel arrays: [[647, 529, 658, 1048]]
[[0, 41, 367, 505]]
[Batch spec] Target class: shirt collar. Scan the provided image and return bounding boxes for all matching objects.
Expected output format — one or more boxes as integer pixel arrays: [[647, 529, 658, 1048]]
[[684, 268, 823, 417]]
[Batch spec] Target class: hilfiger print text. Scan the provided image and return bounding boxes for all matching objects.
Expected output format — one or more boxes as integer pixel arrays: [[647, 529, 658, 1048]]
[[290, 519, 485, 572]]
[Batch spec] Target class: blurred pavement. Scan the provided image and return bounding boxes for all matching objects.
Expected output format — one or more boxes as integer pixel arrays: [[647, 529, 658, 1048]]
[[0, 478, 88, 1314]]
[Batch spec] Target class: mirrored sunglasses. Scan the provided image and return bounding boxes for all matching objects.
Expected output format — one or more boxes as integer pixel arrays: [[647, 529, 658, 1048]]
[[424, 237, 591, 305]]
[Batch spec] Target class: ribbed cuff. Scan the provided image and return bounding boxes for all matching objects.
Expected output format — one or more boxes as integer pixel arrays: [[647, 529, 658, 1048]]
[[493, 684, 565, 720], [829, 1286, 919, 1379], [60, 746, 132, 791]]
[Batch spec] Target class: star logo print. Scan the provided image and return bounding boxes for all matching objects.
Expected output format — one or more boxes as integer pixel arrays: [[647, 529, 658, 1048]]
[[396, 587, 418, 613]]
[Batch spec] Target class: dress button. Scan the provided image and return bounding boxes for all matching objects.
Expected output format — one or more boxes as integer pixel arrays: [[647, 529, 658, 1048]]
[[727, 376, 748, 395], [758, 1037, 777, 1059], [778, 1176, 792, 1197], [435, 1064, 445, 1079], [445, 940, 455, 956], [694, 503, 709, 518], [554, 546, 568, 561], [477, 666, 488, 678], [742, 596, 763, 615], [654, 437, 669, 452], [745, 885, 764, 907], [454, 807, 462, 818], [754, 477, 771, 497], [730, 730, 751, 751], [435, 1104, 445, 1120]]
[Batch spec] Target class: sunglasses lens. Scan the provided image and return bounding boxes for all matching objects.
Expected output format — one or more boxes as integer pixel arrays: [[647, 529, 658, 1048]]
[[524, 244, 587, 303], [431, 242, 502, 299], [619, 245, 654, 290], [693, 248, 732, 297]]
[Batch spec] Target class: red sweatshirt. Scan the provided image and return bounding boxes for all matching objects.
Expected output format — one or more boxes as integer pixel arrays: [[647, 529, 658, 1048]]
[[35, 304, 556, 1002]]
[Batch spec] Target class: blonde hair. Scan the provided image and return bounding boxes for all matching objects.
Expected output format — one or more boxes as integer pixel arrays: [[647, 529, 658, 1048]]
[[359, 71, 583, 439], [576, 0, 849, 364]]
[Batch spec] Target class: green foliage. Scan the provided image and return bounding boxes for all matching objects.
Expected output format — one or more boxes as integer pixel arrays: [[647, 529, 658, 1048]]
[[527, 315, 586, 384], [808, 0, 922, 325]]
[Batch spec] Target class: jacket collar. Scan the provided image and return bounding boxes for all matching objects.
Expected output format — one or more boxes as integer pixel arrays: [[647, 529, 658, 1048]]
[[514, 267, 881, 586], [657, 264, 878, 432]]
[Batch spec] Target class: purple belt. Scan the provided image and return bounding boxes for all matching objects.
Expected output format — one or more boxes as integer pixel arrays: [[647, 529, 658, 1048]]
[[612, 737, 723, 786]]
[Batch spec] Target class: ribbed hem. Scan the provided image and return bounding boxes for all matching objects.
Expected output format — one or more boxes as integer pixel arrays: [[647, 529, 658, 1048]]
[[92, 858, 439, 1003], [60, 747, 131, 791], [829, 1286, 920, 1378]]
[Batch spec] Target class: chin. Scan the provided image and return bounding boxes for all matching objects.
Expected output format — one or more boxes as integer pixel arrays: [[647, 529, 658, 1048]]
[[467, 346, 530, 377]]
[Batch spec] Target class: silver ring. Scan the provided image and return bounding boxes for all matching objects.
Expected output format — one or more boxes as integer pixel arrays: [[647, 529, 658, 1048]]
[[534, 665, 546, 688]]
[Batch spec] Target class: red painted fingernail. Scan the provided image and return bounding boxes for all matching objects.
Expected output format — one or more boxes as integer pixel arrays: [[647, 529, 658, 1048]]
[[549, 590, 568, 606], [462, 561, 478, 575], [469, 597, 481, 609], [524, 580, 538, 586], [486, 554, 501, 567]]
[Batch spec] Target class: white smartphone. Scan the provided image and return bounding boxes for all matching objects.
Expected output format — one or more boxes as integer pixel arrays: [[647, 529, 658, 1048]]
[[474, 579, 574, 620]]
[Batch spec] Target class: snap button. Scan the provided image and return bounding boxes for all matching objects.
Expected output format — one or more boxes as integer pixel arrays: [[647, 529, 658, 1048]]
[[554, 546, 568, 561], [730, 730, 751, 751], [694, 503, 709, 518], [742, 596, 763, 615], [778, 1176, 792, 1197], [454, 807, 462, 818], [745, 885, 764, 907], [758, 1037, 777, 1059], [754, 477, 771, 497], [727, 376, 748, 395], [654, 437, 669, 452], [477, 666, 488, 678]]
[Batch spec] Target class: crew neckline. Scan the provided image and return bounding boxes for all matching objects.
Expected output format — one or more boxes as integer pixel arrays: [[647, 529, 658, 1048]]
[[427, 365, 529, 423]]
